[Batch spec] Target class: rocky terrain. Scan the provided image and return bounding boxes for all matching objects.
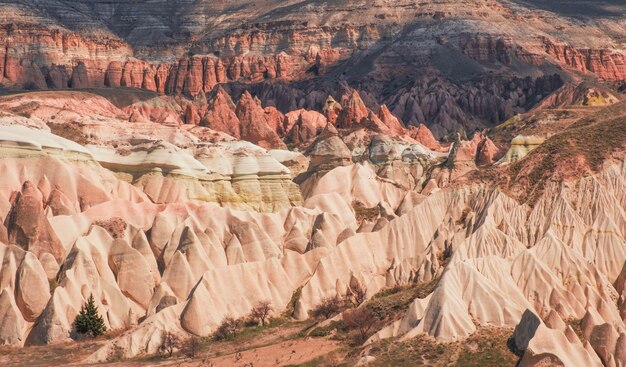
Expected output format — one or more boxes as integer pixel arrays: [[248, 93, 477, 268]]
[[0, 1, 625, 367], [1, 0, 625, 136]]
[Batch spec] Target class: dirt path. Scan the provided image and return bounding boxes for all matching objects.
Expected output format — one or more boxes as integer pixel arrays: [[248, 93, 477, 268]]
[[50, 321, 340, 367], [180, 337, 339, 367]]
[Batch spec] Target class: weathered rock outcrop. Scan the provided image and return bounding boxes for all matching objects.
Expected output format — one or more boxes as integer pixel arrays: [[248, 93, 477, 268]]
[[377, 104, 406, 136], [4, 182, 64, 262], [235, 92, 286, 150], [1, 0, 622, 137], [0, 92, 300, 212], [407, 124, 445, 152], [1, 3, 626, 365], [323, 96, 343, 126], [201, 87, 241, 138], [284, 109, 327, 146], [542, 38, 626, 81], [336, 90, 370, 129], [305, 127, 353, 173], [500, 135, 546, 164]]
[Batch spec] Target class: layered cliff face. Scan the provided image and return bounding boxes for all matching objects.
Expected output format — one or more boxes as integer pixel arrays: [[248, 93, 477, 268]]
[[1, 0, 625, 136], [0, 91, 302, 213]]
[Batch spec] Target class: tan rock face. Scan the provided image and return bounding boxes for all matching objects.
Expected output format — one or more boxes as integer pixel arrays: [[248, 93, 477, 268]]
[[263, 106, 286, 136], [323, 96, 343, 126], [1, 1, 624, 138], [183, 104, 200, 125], [460, 34, 512, 65], [306, 131, 353, 172], [0, 94, 625, 367], [542, 38, 626, 81], [476, 136, 501, 166], [4, 182, 64, 262], [285, 109, 328, 146]]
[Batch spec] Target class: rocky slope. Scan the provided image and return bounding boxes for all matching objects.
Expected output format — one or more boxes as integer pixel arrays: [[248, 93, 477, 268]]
[[0, 81, 622, 366], [1, 0, 625, 136]]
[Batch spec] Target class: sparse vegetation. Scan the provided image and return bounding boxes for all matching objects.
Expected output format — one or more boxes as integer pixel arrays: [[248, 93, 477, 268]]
[[309, 282, 439, 347], [285, 286, 303, 317], [342, 308, 376, 343], [182, 336, 201, 358], [352, 201, 380, 221], [566, 318, 586, 343], [366, 327, 519, 367], [506, 110, 626, 205], [74, 294, 106, 338], [158, 332, 181, 358], [249, 301, 273, 326], [48, 279, 58, 294], [213, 316, 243, 341], [107, 344, 126, 362], [344, 282, 367, 307], [311, 296, 343, 319], [366, 281, 437, 323], [309, 321, 344, 337]]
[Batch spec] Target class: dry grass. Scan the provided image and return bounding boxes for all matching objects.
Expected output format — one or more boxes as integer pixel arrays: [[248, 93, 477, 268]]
[[0, 337, 109, 366], [466, 101, 626, 206], [308, 281, 438, 347], [506, 112, 626, 204], [366, 326, 519, 367], [366, 281, 437, 323], [352, 201, 380, 221]]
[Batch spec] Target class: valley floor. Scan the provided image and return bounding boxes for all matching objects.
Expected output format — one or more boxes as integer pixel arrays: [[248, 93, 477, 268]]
[[1, 284, 521, 367]]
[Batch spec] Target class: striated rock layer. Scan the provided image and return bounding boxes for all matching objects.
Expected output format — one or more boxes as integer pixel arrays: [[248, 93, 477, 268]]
[[2, 0, 625, 135], [0, 92, 302, 213]]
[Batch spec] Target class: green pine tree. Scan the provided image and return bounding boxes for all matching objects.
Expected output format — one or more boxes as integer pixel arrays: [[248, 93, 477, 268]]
[[74, 294, 106, 337]]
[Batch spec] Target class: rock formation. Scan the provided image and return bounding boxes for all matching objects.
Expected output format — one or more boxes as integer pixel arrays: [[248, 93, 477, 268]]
[[501, 135, 546, 164], [336, 90, 371, 129], [0, 2, 626, 366], [201, 87, 241, 138], [1, 0, 623, 136], [235, 91, 286, 150]]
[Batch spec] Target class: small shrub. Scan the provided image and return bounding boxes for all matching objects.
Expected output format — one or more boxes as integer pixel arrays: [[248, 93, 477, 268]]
[[309, 320, 345, 338], [74, 294, 106, 338], [182, 336, 201, 358], [342, 308, 376, 343], [352, 201, 379, 221], [107, 344, 126, 362], [48, 279, 58, 295], [311, 296, 342, 319], [158, 332, 181, 358], [249, 301, 273, 326], [213, 316, 243, 341], [309, 326, 333, 337], [345, 282, 367, 307], [284, 287, 302, 317]]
